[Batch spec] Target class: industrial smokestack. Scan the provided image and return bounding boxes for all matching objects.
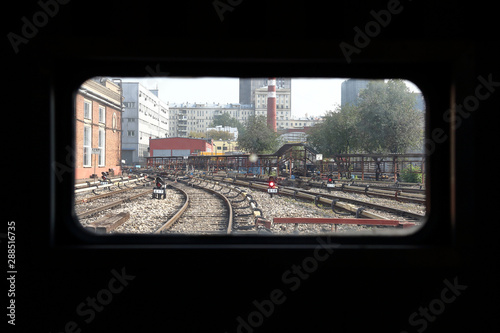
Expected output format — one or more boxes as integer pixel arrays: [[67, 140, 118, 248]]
[[267, 78, 277, 132]]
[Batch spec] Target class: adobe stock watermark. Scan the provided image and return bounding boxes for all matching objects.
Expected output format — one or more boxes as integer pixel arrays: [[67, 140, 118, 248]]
[[400, 276, 467, 333], [145, 64, 170, 78], [50, 267, 135, 333], [226, 237, 339, 333], [339, 0, 408, 64], [212, 0, 244, 22], [52, 145, 76, 183], [7, 0, 71, 55], [423, 73, 500, 156]]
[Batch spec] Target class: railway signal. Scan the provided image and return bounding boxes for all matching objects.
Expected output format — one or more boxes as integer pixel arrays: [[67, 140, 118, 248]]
[[326, 174, 335, 192], [153, 176, 167, 199], [267, 176, 278, 197], [100, 171, 110, 185]]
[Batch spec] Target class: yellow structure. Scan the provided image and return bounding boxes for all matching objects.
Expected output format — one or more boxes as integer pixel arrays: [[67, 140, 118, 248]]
[[211, 140, 239, 154]]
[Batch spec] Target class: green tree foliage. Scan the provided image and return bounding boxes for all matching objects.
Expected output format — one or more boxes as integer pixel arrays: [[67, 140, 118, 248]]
[[238, 115, 280, 154], [210, 113, 246, 136], [357, 80, 423, 154], [206, 129, 234, 141], [400, 165, 423, 183], [188, 131, 206, 138], [308, 80, 424, 156], [308, 104, 359, 156]]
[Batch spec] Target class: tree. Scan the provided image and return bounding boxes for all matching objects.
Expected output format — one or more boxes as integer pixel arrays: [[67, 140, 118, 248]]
[[238, 115, 280, 154], [308, 104, 360, 156], [357, 80, 423, 154], [357, 80, 424, 180], [188, 131, 206, 139], [308, 104, 360, 178], [309, 80, 423, 156], [307, 79, 424, 180], [210, 113, 246, 136], [206, 129, 234, 141]]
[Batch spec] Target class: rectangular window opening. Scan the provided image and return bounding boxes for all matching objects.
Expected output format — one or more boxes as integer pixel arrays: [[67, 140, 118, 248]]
[[73, 77, 428, 239]]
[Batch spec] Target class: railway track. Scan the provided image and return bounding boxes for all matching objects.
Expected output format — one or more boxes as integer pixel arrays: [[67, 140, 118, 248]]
[[75, 188, 152, 218], [237, 177, 425, 204], [282, 187, 424, 222], [156, 179, 233, 234], [74, 174, 148, 193], [76, 175, 236, 234], [197, 174, 425, 224], [75, 171, 425, 235]]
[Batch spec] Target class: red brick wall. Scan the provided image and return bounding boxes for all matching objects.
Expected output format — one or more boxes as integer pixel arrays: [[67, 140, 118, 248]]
[[75, 93, 122, 179], [149, 138, 213, 156]]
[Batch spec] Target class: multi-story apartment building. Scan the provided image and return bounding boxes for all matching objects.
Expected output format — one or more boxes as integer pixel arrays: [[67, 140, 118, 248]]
[[279, 117, 324, 143], [254, 86, 291, 130], [121, 82, 169, 165], [168, 102, 254, 137], [206, 125, 239, 140], [288, 117, 323, 129], [75, 78, 123, 179]]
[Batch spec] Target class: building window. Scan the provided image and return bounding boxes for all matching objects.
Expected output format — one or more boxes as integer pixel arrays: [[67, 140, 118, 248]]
[[83, 125, 91, 167], [84, 100, 91, 119], [98, 128, 105, 166], [112, 113, 117, 132], [99, 105, 105, 124], [128, 130, 135, 136]]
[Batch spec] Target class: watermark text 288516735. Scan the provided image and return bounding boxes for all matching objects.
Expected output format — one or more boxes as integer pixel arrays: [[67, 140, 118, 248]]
[[6, 221, 17, 326], [6, 0, 71, 55]]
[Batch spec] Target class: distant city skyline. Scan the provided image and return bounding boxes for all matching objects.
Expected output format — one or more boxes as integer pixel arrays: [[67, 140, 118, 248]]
[[120, 77, 421, 118]]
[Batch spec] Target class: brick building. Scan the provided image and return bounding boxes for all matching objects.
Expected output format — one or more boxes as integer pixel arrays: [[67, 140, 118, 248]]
[[149, 137, 213, 157], [75, 78, 123, 179]]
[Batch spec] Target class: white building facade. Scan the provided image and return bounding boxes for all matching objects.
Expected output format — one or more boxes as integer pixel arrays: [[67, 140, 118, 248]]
[[206, 125, 239, 140], [168, 102, 254, 137], [121, 82, 169, 165], [254, 86, 291, 130]]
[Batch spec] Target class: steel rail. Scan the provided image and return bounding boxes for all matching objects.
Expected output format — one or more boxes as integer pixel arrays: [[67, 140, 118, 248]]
[[74, 177, 145, 194], [75, 187, 136, 204], [203, 175, 424, 221], [155, 180, 233, 234], [155, 185, 190, 234], [76, 189, 151, 219], [223, 176, 425, 204], [74, 175, 143, 188]]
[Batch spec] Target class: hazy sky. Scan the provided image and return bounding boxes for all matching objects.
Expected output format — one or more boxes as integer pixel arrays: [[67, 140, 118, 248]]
[[120, 77, 419, 118]]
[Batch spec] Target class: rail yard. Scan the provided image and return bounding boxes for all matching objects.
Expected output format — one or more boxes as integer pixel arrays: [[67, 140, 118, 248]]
[[74, 150, 426, 236]]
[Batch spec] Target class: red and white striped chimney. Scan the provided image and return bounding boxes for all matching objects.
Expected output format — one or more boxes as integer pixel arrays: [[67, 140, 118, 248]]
[[267, 78, 277, 132]]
